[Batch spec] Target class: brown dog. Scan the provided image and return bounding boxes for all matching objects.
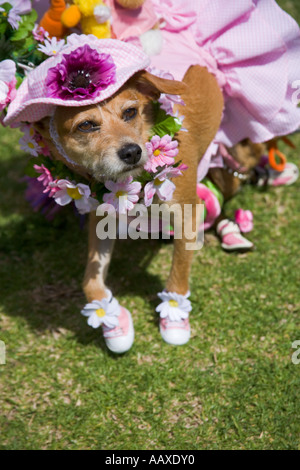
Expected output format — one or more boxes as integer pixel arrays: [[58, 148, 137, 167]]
[[35, 66, 223, 298], [33, 65, 223, 349]]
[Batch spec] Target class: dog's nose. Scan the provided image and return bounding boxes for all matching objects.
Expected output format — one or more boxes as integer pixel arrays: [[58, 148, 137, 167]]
[[118, 143, 142, 165]]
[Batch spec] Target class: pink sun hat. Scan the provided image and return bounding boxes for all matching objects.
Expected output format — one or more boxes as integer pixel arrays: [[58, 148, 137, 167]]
[[4, 34, 150, 126]]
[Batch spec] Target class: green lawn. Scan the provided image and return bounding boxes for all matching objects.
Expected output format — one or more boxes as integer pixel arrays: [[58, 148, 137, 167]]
[[0, 1, 300, 450]]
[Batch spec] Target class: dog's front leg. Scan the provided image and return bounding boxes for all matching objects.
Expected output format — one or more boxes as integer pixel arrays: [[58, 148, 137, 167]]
[[157, 194, 200, 346], [83, 211, 115, 302], [165, 199, 199, 296], [81, 212, 134, 354]]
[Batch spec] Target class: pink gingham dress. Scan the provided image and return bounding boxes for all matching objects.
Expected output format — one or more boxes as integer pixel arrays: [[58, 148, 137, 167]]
[[110, 0, 300, 178]]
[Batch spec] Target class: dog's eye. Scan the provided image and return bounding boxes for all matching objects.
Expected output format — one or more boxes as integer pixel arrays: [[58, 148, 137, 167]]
[[77, 121, 100, 133], [123, 108, 137, 122]]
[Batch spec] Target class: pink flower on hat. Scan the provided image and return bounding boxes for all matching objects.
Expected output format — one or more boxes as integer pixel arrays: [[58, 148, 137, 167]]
[[46, 44, 117, 100], [144, 135, 179, 173], [32, 24, 49, 42], [235, 209, 253, 233]]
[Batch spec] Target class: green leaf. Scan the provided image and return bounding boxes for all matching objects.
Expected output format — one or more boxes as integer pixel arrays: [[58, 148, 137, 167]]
[[0, 20, 7, 35], [24, 156, 45, 178], [151, 102, 182, 138], [1, 3, 12, 14], [10, 9, 38, 42], [10, 23, 29, 42], [24, 9, 38, 25], [135, 170, 153, 185], [15, 74, 24, 88], [89, 181, 106, 203]]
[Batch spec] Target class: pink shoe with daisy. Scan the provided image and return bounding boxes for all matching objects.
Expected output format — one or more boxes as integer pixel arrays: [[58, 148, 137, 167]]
[[156, 291, 192, 345], [81, 290, 134, 354]]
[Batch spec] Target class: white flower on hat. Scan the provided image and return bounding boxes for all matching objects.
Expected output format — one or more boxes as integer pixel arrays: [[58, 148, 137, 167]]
[[51, 179, 99, 214], [37, 37, 66, 57], [156, 291, 192, 322], [81, 294, 120, 329]]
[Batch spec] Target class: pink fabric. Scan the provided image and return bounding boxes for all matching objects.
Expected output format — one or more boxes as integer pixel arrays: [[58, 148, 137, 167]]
[[271, 176, 291, 186], [102, 306, 129, 338], [222, 232, 247, 247], [106, 0, 158, 40], [235, 209, 253, 233], [160, 317, 190, 331], [4, 36, 150, 125], [5, 0, 300, 168], [147, 0, 300, 147]]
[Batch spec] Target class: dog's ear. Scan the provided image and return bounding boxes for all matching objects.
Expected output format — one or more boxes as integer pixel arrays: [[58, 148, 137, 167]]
[[134, 71, 187, 100], [33, 116, 51, 140]]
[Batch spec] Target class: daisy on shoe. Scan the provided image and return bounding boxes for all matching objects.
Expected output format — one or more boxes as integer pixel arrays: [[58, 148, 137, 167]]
[[156, 291, 192, 346], [81, 296, 120, 329], [156, 291, 192, 322]]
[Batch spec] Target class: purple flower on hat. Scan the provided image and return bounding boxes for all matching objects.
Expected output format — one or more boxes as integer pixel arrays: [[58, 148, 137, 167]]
[[46, 44, 116, 101]]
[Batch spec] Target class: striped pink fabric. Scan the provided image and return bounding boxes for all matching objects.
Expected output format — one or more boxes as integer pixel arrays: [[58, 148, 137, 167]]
[[4, 36, 150, 126]]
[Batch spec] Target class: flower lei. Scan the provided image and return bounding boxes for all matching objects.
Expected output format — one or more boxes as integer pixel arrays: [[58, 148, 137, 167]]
[[23, 101, 188, 216]]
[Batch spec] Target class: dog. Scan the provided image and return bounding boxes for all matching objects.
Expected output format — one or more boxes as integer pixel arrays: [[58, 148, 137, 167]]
[[32, 66, 223, 348], [5, 37, 224, 351], [4, 1, 300, 353]]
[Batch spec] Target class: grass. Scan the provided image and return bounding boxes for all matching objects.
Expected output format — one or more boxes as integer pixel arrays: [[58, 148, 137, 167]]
[[0, 1, 300, 451]]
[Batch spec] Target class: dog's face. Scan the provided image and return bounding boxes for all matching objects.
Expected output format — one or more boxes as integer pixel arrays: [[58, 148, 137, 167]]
[[54, 87, 153, 181], [36, 72, 187, 182]]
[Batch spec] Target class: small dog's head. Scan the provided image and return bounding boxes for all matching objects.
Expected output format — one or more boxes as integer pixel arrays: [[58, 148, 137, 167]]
[[35, 71, 186, 181]]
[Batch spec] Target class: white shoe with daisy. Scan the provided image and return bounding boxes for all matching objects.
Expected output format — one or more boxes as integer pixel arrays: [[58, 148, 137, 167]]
[[156, 291, 192, 345], [81, 290, 134, 354]]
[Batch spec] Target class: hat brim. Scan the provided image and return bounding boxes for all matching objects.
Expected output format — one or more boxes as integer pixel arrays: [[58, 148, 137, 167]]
[[4, 37, 150, 126]]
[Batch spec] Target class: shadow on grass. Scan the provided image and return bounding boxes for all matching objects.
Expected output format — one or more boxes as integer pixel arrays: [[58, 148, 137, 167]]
[[0, 154, 167, 352]]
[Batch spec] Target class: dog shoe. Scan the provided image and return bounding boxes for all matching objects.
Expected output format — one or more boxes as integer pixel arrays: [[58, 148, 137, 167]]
[[156, 291, 192, 345], [217, 219, 253, 252], [102, 307, 134, 354], [81, 290, 134, 354], [268, 162, 299, 187], [254, 162, 299, 187]]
